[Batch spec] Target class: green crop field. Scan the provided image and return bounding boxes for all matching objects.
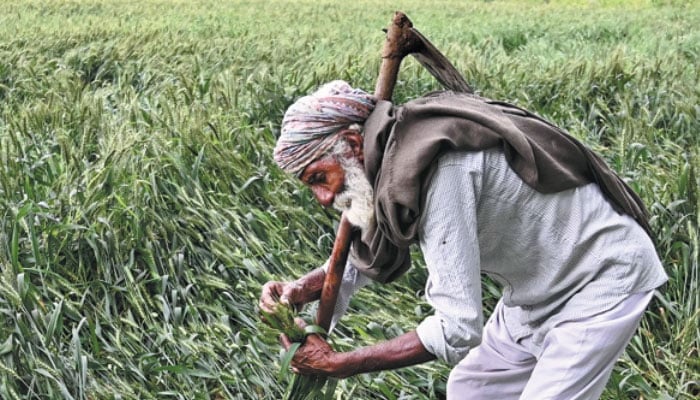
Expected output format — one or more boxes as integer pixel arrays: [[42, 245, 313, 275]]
[[0, 0, 698, 398]]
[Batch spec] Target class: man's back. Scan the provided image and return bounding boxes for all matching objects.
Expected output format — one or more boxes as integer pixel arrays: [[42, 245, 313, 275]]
[[417, 148, 667, 357]]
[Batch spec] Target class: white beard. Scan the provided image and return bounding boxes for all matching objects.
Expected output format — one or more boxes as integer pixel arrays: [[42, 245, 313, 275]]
[[333, 157, 375, 233]]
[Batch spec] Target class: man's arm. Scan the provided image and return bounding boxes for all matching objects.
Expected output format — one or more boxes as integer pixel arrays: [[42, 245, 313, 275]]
[[289, 267, 326, 304], [336, 331, 437, 376], [415, 151, 485, 365], [281, 329, 436, 378]]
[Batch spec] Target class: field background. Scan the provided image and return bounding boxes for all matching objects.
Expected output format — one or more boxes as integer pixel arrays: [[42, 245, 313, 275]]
[[0, 0, 698, 399]]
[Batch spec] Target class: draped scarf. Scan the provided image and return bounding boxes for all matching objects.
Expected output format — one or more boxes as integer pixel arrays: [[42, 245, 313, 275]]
[[350, 91, 652, 283]]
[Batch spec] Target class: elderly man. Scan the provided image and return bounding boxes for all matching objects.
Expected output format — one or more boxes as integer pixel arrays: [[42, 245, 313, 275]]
[[260, 80, 667, 399]]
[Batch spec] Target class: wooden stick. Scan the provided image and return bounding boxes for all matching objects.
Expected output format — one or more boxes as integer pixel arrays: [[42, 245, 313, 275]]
[[375, 12, 473, 96], [314, 13, 411, 333], [315, 215, 353, 332], [374, 12, 417, 100], [315, 11, 471, 333]]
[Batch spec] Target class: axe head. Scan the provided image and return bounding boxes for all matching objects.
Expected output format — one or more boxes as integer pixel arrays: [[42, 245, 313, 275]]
[[381, 11, 473, 94], [408, 27, 473, 94]]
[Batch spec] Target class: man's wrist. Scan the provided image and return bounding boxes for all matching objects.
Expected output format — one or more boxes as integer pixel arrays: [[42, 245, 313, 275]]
[[328, 351, 357, 378], [294, 267, 326, 303]]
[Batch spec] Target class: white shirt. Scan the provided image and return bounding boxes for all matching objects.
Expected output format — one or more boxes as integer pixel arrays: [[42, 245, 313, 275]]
[[326, 149, 668, 365]]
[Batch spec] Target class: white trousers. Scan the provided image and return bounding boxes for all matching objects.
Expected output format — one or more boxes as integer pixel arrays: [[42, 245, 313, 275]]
[[446, 290, 654, 400]]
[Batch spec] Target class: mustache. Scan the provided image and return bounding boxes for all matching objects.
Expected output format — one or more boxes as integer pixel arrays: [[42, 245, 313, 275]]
[[333, 187, 352, 211]]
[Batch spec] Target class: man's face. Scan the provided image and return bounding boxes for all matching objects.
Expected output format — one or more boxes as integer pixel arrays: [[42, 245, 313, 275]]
[[299, 157, 346, 208], [300, 144, 375, 232]]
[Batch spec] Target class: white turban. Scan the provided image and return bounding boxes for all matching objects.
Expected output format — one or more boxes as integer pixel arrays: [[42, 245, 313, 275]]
[[274, 80, 376, 176]]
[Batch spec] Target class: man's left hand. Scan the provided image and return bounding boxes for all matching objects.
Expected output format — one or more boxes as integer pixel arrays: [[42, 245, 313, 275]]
[[279, 318, 352, 378]]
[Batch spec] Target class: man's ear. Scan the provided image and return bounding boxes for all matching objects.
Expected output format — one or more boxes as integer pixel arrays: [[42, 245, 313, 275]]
[[341, 130, 364, 163]]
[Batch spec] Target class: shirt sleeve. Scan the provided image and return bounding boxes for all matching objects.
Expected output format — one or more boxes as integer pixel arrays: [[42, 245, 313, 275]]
[[415, 152, 485, 365]]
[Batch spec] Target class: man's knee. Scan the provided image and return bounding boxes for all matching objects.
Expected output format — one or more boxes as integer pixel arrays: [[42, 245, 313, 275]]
[[446, 361, 532, 399], [447, 365, 483, 396]]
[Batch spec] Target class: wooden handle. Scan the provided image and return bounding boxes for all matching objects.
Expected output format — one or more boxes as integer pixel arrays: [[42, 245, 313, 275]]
[[374, 12, 419, 100], [315, 11, 472, 332], [315, 12, 414, 332], [315, 216, 354, 332]]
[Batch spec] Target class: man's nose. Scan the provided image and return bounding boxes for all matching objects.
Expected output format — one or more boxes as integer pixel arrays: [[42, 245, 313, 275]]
[[311, 186, 335, 207]]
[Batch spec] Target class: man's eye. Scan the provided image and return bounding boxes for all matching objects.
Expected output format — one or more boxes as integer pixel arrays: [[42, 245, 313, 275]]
[[309, 173, 325, 184]]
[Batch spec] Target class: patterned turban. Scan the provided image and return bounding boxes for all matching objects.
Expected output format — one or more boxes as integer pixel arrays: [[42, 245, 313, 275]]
[[274, 80, 376, 177]]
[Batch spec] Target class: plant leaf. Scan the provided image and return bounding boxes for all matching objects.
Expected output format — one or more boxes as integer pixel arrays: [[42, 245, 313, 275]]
[[279, 341, 301, 380]]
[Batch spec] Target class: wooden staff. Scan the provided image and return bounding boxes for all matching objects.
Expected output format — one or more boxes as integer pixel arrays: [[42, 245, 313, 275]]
[[316, 11, 471, 333]]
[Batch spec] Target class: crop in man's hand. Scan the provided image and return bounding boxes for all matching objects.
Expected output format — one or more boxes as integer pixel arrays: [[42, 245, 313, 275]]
[[260, 302, 336, 400]]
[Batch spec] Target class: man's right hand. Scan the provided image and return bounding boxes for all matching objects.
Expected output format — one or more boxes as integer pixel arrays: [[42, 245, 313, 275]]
[[258, 267, 327, 319], [259, 280, 307, 314]]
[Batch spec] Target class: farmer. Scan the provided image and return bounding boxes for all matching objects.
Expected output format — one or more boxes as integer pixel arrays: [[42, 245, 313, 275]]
[[260, 80, 668, 399]]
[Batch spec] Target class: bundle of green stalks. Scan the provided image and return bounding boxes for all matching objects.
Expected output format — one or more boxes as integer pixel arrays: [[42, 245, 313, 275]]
[[260, 302, 337, 400]]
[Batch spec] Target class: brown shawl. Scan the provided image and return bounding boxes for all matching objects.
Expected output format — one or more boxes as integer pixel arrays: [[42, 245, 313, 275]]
[[350, 91, 653, 283]]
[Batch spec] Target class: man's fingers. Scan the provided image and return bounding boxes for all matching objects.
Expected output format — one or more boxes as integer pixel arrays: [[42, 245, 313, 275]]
[[259, 297, 277, 315], [279, 289, 290, 304], [258, 300, 272, 314], [259, 281, 284, 313], [280, 281, 303, 305]]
